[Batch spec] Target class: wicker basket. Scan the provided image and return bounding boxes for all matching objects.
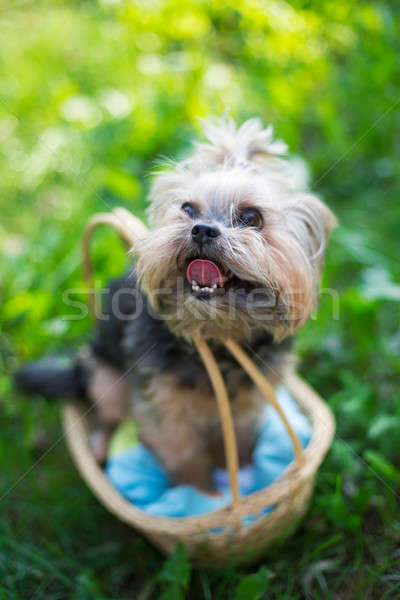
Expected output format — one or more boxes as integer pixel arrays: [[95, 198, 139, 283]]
[[62, 208, 335, 567]]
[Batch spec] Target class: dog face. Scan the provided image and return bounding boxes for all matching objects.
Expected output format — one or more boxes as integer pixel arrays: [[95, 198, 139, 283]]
[[136, 118, 336, 341]]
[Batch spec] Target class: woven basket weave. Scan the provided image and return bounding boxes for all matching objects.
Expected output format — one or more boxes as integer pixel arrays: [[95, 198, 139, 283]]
[[62, 208, 335, 567]]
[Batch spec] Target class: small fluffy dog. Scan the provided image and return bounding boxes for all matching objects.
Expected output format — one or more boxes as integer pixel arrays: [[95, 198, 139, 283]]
[[16, 117, 336, 491]]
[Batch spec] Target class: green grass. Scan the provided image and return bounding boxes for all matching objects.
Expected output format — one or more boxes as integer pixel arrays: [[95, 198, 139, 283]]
[[1, 1, 400, 597]]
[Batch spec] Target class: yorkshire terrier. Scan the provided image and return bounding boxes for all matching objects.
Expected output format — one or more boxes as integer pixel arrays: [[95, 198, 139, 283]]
[[16, 117, 336, 491]]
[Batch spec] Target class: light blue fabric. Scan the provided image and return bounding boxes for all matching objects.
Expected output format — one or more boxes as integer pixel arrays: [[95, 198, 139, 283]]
[[105, 386, 311, 518]]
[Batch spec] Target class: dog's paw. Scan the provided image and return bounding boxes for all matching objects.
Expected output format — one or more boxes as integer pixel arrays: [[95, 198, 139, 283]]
[[89, 430, 109, 464]]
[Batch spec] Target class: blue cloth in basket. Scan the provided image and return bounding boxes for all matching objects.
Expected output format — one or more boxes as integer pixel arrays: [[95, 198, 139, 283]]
[[105, 386, 311, 518]]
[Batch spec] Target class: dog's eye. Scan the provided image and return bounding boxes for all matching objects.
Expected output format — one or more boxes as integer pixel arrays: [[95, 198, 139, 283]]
[[237, 208, 263, 229], [181, 202, 197, 219]]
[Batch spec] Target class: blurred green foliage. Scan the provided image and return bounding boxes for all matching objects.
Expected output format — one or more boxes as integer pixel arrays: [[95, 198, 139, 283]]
[[1, 1, 400, 598]]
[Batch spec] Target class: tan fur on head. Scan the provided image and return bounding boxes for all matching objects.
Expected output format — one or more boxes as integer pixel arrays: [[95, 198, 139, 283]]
[[136, 116, 337, 342]]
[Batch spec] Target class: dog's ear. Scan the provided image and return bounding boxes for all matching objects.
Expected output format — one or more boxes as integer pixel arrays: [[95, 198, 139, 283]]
[[283, 193, 337, 273], [194, 116, 287, 169]]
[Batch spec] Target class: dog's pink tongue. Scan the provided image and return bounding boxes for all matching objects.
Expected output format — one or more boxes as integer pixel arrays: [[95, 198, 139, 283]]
[[186, 259, 224, 287]]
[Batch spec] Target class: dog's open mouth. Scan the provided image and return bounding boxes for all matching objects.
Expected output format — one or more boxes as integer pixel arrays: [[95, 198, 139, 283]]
[[185, 257, 265, 304], [186, 259, 232, 299]]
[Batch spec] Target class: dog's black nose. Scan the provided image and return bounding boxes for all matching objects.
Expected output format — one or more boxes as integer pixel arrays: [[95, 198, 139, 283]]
[[191, 223, 221, 243]]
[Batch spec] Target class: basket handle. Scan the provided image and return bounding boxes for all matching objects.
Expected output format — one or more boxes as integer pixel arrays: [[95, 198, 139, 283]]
[[192, 335, 241, 506], [224, 339, 304, 466], [82, 208, 148, 317]]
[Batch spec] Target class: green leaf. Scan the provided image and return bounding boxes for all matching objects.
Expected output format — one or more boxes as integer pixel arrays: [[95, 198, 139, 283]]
[[157, 544, 191, 590], [364, 450, 400, 484], [234, 567, 273, 600], [159, 583, 185, 600]]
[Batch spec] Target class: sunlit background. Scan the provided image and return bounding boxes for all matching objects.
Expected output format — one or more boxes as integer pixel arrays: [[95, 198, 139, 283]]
[[1, 1, 400, 597]]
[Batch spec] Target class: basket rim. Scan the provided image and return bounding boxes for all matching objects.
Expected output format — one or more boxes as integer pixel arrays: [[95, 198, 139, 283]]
[[62, 371, 335, 536]]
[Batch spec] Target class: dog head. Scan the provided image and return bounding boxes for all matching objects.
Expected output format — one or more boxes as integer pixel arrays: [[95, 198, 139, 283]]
[[136, 117, 336, 341]]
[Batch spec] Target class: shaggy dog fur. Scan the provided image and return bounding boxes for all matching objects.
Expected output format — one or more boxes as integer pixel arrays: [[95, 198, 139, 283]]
[[16, 117, 336, 491]]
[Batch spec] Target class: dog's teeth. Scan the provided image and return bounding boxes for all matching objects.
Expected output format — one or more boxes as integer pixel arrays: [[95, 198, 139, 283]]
[[191, 282, 218, 295]]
